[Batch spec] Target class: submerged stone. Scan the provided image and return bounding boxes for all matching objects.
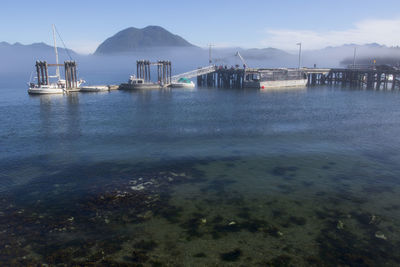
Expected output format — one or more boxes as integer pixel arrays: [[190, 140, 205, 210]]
[[337, 220, 344, 230], [134, 240, 158, 251], [375, 231, 387, 240], [271, 166, 298, 176], [220, 249, 242, 262], [288, 216, 307, 226], [131, 184, 145, 191], [193, 252, 207, 258]]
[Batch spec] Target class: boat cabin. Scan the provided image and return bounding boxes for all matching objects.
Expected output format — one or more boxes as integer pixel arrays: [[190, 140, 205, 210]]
[[245, 69, 307, 82]]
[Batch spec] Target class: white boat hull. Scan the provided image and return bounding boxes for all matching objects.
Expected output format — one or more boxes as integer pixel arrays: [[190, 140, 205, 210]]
[[244, 79, 308, 89], [28, 87, 64, 94], [170, 82, 195, 88], [119, 83, 161, 90], [80, 86, 109, 92]]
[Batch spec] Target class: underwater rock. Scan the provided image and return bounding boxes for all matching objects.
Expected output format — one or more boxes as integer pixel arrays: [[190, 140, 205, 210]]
[[130, 250, 149, 263], [220, 248, 242, 262], [336, 220, 344, 230], [271, 166, 298, 176], [264, 225, 283, 238], [375, 231, 387, 240], [131, 184, 145, 191], [137, 210, 153, 220], [133, 240, 158, 251], [212, 215, 223, 224], [369, 215, 381, 225], [193, 252, 207, 258], [269, 255, 292, 266], [288, 216, 307, 226]]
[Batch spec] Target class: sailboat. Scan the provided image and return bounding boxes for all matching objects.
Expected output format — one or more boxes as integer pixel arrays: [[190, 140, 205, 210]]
[[28, 25, 83, 94]]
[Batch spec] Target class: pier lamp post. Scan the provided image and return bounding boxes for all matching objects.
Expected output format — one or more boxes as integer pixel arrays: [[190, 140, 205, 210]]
[[297, 42, 302, 69], [208, 44, 214, 65], [352, 47, 357, 69]]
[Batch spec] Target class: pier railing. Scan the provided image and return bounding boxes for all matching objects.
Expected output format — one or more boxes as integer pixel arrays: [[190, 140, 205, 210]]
[[171, 65, 217, 82]]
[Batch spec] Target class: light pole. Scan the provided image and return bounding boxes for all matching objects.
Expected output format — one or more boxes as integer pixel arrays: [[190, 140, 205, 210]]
[[352, 47, 357, 69], [208, 44, 214, 65], [296, 42, 302, 69]]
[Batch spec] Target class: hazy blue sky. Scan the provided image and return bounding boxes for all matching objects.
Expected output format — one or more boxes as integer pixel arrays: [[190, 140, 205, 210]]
[[1, 0, 400, 53]]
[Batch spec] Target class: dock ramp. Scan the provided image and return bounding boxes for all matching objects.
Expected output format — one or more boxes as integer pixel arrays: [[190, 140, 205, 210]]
[[171, 65, 216, 82]]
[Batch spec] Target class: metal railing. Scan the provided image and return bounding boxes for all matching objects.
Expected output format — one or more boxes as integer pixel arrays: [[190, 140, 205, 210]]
[[171, 65, 217, 82]]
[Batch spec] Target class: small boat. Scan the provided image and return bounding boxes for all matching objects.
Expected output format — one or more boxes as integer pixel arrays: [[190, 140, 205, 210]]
[[80, 85, 110, 92], [119, 75, 161, 90], [170, 78, 195, 88], [28, 83, 64, 94]]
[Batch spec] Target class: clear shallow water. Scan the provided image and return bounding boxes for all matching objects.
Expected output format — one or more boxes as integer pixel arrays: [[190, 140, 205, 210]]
[[1, 85, 400, 265]]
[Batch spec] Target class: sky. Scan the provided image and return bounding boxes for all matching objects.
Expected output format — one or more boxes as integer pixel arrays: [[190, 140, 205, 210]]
[[1, 0, 400, 54]]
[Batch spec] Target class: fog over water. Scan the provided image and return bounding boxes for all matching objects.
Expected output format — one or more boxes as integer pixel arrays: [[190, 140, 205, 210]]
[[3, 44, 400, 89]]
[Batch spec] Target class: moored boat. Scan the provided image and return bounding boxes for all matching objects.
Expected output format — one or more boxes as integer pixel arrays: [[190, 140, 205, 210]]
[[170, 78, 195, 88], [27, 25, 84, 94], [119, 75, 161, 90], [243, 68, 308, 89], [28, 84, 64, 94]]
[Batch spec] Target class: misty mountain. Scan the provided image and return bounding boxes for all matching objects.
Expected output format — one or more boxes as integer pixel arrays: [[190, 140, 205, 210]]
[[94, 26, 196, 54], [302, 43, 400, 67], [0, 41, 79, 88], [338, 44, 400, 66], [241, 48, 291, 60], [0, 41, 77, 73], [341, 56, 400, 66], [0, 41, 76, 58]]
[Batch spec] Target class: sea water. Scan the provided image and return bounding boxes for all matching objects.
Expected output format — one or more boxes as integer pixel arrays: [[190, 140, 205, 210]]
[[1, 85, 400, 265]]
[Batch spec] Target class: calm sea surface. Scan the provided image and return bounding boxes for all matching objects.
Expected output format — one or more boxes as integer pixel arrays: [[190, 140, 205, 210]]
[[1, 85, 400, 265]]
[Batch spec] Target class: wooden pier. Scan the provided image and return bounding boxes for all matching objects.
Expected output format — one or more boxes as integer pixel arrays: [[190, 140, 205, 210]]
[[197, 67, 245, 88], [34, 60, 79, 90], [195, 66, 400, 90], [322, 68, 400, 90], [136, 60, 172, 85]]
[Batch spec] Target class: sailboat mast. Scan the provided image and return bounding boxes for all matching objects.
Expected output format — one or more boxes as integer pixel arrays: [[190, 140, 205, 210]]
[[52, 24, 60, 79]]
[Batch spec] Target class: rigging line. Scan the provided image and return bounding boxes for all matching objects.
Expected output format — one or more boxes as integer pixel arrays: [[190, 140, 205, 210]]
[[27, 69, 34, 85], [54, 25, 73, 61]]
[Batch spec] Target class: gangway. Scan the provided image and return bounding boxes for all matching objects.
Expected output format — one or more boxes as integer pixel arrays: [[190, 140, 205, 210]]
[[171, 65, 217, 82]]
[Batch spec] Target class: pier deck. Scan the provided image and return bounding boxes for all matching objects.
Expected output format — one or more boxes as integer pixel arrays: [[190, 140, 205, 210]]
[[194, 66, 400, 90]]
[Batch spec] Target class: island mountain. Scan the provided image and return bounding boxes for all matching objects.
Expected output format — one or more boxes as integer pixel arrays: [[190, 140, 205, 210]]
[[94, 26, 196, 54]]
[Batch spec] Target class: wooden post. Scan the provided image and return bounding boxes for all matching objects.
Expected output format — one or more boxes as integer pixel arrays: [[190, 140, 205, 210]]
[[392, 74, 396, 90], [44, 61, 49, 85], [163, 62, 166, 84], [70, 62, 74, 88], [72, 61, 77, 88], [36, 61, 41, 86], [376, 72, 381, 90], [65, 61, 70, 89], [39, 61, 44, 85], [169, 61, 171, 84]]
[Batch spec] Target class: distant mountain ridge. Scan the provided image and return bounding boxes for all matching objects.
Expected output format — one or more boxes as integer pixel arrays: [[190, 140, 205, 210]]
[[1, 34, 398, 71], [0, 41, 76, 56], [94, 26, 196, 54]]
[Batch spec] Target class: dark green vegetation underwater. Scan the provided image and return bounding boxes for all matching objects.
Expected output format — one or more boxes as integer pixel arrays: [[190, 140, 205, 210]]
[[1, 155, 399, 266]]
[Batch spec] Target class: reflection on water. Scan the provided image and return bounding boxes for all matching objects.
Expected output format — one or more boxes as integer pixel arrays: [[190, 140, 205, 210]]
[[1, 86, 400, 265]]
